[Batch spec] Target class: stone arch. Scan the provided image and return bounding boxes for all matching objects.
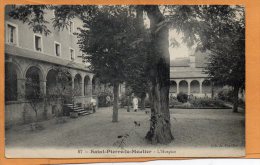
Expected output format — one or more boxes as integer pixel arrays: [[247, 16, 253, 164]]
[[202, 80, 211, 93], [46, 68, 73, 105], [5, 60, 23, 79], [84, 75, 90, 96], [46, 66, 72, 87], [24, 64, 45, 81], [170, 81, 177, 93], [5, 62, 22, 101], [92, 75, 99, 95], [46, 69, 58, 96], [190, 80, 200, 94], [74, 73, 82, 96], [179, 80, 188, 94], [25, 66, 44, 99], [46, 66, 73, 79], [62, 70, 73, 98]]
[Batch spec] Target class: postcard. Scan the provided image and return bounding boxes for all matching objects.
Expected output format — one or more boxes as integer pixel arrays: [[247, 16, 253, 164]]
[[0, 0, 259, 164]]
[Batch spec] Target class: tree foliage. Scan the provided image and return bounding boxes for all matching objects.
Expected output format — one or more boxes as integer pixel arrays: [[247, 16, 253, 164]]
[[8, 5, 97, 35], [76, 6, 140, 122], [167, 5, 245, 87], [77, 6, 136, 85], [167, 5, 245, 112]]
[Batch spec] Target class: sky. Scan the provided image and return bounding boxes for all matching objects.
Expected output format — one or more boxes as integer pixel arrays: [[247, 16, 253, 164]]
[[168, 29, 193, 60], [143, 13, 194, 60], [144, 14, 193, 60]]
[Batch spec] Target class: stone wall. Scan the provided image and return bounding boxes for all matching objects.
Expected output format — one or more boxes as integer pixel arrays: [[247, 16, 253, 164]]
[[5, 101, 52, 128]]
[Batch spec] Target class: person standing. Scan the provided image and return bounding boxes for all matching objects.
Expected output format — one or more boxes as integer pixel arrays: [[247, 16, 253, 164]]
[[132, 96, 138, 112]]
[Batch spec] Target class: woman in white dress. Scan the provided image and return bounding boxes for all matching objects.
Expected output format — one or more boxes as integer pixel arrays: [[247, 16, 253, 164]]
[[132, 96, 138, 112]]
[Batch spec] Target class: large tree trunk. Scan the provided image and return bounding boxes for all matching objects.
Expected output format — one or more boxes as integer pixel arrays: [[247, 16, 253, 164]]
[[233, 85, 240, 113], [144, 6, 174, 144], [112, 82, 119, 122]]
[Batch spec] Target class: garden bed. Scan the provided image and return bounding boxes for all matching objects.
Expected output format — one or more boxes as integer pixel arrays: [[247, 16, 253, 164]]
[[170, 98, 231, 109]]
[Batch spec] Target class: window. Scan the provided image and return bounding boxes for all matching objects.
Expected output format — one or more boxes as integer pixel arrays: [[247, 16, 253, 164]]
[[69, 21, 74, 34], [54, 42, 61, 56], [70, 48, 75, 60], [6, 23, 18, 45], [34, 34, 43, 52]]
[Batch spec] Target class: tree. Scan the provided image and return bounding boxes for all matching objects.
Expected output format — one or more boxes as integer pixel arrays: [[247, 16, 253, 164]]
[[203, 6, 245, 113], [141, 6, 174, 144], [46, 65, 77, 116], [77, 6, 137, 122], [169, 5, 245, 112], [25, 77, 43, 122], [123, 6, 153, 111], [7, 5, 96, 36]]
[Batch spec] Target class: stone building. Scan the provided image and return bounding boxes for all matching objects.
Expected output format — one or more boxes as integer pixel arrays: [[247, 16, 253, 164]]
[[4, 7, 95, 127], [169, 50, 220, 98]]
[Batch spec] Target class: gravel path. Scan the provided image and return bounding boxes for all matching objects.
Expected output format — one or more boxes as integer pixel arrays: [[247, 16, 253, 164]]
[[5, 107, 245, 149]]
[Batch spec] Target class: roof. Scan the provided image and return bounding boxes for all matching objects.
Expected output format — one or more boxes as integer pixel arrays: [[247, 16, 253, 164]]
[[170, 51, 210, 68], [5, 44, 90, 72], [170, 70, 208, 78], [170, 57, 190, 67]]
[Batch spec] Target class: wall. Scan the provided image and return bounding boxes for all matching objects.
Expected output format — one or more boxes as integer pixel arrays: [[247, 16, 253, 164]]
[[5, 101, 54, 128], [5, 6, 85, 65]]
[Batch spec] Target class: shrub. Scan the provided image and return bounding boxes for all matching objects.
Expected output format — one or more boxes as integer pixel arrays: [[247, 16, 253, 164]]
[[189, 98, 228, 108], [98, 91, 113, 107], [218, 89, 233, 102], [169, 97, 182, 108], [177, 92, 188, 103], [119, 94, 130, 107]]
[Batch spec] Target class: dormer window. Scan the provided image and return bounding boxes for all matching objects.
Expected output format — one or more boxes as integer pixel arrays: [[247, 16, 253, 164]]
[[6, 23, 18, 45], [54, 42, 61, 56], [34, 34, 43, 52]]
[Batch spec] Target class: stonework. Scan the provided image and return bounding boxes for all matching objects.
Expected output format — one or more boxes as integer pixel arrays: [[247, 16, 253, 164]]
[[4, 8, 94, 127], [170, 51, 222, 98]]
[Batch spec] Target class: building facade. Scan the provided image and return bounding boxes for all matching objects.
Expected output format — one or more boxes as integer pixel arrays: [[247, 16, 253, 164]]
[[4, 7, 95, 127], [169, 51, 220, 98]]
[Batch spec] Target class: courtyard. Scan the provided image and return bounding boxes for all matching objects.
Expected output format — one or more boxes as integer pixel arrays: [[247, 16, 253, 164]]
[[5, 107, 245, 150], [4, 5, 246, 159]]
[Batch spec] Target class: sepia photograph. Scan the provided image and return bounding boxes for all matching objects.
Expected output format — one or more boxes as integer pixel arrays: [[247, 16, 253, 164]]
[[4, 5, 245, 158]]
